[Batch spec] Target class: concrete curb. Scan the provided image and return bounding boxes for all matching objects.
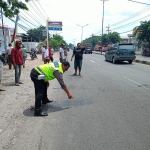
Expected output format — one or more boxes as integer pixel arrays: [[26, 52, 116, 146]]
[[133, 60, 150, 65]]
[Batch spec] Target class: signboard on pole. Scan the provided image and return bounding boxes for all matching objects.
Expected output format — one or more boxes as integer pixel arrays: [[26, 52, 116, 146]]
[[48, 27, 62, 31], [48, 21, 62, 31], [42, 30, 47, 36]]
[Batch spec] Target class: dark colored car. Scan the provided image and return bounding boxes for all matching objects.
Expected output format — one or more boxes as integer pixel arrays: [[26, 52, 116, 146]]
[[105, 43, 136, 64], [84, 47, 93, 54]]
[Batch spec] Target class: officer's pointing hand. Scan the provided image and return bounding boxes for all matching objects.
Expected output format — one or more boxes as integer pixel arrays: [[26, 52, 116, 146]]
[[68, 94, 74, 99]]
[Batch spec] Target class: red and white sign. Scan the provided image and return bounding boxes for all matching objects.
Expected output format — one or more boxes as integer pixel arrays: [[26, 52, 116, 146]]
[[48, 21, 62, 27]]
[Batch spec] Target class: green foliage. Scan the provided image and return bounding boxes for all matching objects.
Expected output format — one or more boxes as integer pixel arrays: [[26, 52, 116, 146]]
[[107, 32, 121, 44], [83, 36, 101, 47], [101, 34, 109, 45], [82, 32, 121, 46], [0, 0, 29, 17], [27, 26, 46, 42], [52, 34, 67, 47], [50, 39, 59, 48], [68, 43, 74, 49], [133, 21, 150, 47]]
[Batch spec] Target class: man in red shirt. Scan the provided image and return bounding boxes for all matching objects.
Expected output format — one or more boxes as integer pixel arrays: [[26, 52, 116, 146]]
[[11, 40, 25, 86]]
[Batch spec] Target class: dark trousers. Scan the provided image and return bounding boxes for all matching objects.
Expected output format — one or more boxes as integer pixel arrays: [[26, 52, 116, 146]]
[[30, 69, 48, 109], [8, 55, 12, 69], [15, 64, 22, 83]]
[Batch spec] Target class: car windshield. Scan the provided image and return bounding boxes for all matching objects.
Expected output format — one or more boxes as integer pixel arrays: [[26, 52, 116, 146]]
[[119, 45, 134, 50]]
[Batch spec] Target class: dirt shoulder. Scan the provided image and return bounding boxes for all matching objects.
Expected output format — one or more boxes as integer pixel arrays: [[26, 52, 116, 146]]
[[0, 53, 59, 150]]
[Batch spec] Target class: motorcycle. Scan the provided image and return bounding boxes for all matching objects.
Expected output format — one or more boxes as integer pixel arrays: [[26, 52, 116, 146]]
[[30, 48, 38, 60], [142, 49, 150, 56]]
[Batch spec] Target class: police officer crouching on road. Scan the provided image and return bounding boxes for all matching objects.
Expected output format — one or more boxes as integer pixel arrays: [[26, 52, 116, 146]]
[[30, 61, 74, 116]]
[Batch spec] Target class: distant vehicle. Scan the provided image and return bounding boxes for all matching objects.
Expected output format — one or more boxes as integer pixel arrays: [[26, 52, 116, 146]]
[[101, 46, 108, 52], [84, 47, 93, 54], [66, 47, 70, 52], [105, 43, 136, 64]]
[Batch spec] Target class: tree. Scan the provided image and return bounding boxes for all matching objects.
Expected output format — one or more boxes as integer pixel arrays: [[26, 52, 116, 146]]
[[101, 34, 109, 45], [83, 35, 101, 47], [27, 26, 46, 42], [0, 0, 29, 17], [52, 34, 67, 46], [133, 21, 150, 49], [107, 32, 121, 44], [68, 43, 74, 49], [50, 39, 59, 48]]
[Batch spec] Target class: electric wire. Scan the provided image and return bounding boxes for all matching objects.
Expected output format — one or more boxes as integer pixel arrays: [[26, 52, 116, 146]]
[[110, 6, 150, 26], [20, 10, 44, 26], [111, 14, 150, 31], [19, 14, 39, 28], [128, 0, 150, 5], [30, 0, 47, 20], [27, 1, 46, 24], [37, 0, 49, 18]]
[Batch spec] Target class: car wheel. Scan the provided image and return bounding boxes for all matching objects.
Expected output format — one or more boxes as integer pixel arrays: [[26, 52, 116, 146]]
[[105, 56, 107, 61], [128, 60, 133, 64], [112, 57, 116, 64]]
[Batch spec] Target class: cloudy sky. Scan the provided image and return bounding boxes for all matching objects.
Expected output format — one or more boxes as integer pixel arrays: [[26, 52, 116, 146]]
[[2, 0, 150, 44]]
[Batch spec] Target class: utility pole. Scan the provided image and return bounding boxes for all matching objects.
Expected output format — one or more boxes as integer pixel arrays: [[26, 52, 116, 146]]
[[1, 8, 4, 35], [106, 24, 111, 34], [100, 0, 108, 36]]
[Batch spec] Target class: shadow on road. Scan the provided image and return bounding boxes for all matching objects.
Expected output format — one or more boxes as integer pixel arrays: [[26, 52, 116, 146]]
[[23, 99, 93, 117]]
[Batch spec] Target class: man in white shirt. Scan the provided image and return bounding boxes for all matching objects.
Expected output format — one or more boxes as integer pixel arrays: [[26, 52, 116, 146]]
[[59, 43, 65, 63], [42, 45, 46, 61], [6, 43, 13, 69], [43, 46, 50, 64]]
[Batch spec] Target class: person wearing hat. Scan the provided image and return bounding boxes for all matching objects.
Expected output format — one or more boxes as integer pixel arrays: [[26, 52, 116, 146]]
[[59, 43, 65, 63], [11, 40, 25, 86]]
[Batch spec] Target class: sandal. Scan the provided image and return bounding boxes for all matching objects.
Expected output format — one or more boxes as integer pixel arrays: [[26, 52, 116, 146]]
[[15, 83, 20, 86], [0, 88, 6, 91], [19, 82, 23, 84]]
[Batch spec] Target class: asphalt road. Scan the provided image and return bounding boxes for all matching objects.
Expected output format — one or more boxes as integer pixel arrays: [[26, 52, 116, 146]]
[[0, 51, 150, 150]]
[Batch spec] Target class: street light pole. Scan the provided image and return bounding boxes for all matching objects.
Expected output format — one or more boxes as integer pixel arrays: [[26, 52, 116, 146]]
[[76, 24, 88, 43], [100, 0, 108, 36]]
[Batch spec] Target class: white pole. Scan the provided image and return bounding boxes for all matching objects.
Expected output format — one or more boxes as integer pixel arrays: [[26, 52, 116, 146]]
[[46, 18, 49, 48]]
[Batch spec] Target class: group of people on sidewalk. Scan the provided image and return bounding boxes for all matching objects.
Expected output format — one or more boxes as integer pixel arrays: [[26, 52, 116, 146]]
[[0, 40, 87, 117]]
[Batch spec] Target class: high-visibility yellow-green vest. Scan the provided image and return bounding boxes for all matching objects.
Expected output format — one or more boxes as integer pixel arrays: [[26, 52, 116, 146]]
[[35, 62, 63, 82]]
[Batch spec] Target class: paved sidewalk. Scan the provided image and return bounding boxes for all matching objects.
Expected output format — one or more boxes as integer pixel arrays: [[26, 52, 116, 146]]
[[93, 51, 150, 65]]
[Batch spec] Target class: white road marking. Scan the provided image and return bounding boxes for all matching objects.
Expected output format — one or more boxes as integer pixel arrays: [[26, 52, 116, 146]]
[[90, 60, 101, 65], [90, 60, 95, 63], [123, 76, 150, 90], [0, 129, 3, 133]]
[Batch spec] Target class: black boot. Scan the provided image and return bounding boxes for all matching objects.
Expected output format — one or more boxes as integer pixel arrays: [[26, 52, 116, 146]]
[[42, 98, 53, 104], [34, 108, 48, 116]]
